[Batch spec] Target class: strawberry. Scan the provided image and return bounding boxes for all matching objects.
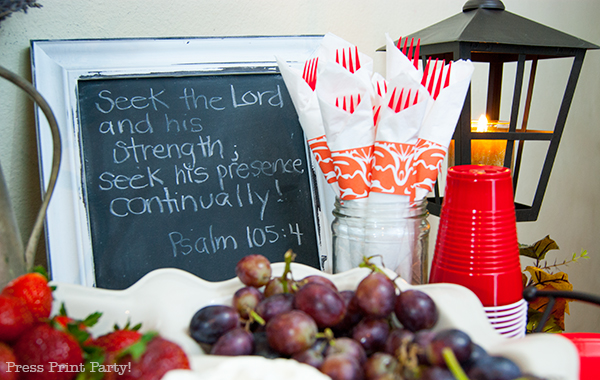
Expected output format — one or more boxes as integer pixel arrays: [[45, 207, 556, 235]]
[[89, 322, 142, 354], [0, 294, 34, 341], [13, 322, 84, 380], [53, 303, 102, 346], [2, 268, 53, 321], [83, 322, 143, 380], [116, 333, 190, 380], [0, 341, 18, 380]]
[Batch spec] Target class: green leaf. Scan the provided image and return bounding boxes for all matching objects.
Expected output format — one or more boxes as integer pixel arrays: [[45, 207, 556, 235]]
[[59, 302, 68, 316], [519, 235, 559, 260], [31, 265, 49, 280], [120, 331, 159, 361], [67, 323, 92, 345], [77, 345, 107, 380], [81, 312, 103, 328]]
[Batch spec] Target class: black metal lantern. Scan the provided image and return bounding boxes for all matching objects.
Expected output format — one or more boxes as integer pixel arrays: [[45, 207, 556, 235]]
[[380, 0, 598, 221]]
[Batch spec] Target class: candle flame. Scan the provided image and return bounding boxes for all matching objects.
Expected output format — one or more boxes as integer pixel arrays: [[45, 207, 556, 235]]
[[476, 115, 488, 132]]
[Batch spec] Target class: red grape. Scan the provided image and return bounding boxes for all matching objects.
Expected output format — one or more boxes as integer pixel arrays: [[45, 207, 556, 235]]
[[189, 305, 239, 344], [394, 289, 438, 332], [252, 331, 280, 359], [384, 328, 414, 357], [255, 293, 295, 323], [266, 310, 317, 355], [352, 318, 390, 355], [292, 347, 325, 369], [325, 337, 367, 365], [363, 352, 399, 380], [236, 254, 272, 287], [320, 353, 364, 380], [210, 327, 254, 356], [426, 328, 472, 367], [297, 275, 338, 291], [332, 290, 363, 333], [264, 276, 298, 296], [232, 286, 264, 319], [467, 355, 522, 380], [413, 329, 436, 365], [294, 282, 346, 328], [355, 272, 396, 318]]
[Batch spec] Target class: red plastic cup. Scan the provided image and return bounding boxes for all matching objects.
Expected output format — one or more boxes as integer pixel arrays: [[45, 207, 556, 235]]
[[430, 165, 523, 307], [561, 333, 600, 380], [440, 165, 515, 212], [429, 263, 523, 306]]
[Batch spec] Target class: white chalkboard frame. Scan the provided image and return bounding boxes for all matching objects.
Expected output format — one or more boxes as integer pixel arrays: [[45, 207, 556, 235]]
[[31, 36, 333, 287]]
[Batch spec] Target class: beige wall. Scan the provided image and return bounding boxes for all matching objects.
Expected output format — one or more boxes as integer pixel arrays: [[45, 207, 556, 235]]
[[1, 0, 599, 333]]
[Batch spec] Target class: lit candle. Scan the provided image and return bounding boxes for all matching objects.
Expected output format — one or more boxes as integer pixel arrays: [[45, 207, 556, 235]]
[[448, 115, 507, 167], [471, 115, 507, 167]]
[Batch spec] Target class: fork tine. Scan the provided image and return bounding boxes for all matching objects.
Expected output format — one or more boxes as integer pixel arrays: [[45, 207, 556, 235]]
[[388, 88, 397, 109], [373, 105, 381, 126], [302, 58, 318, 91], [413, 38, 420, 70], [396, 36, 403, 50], [444, 61, 452, 89], [403, 38, 409, 56], [427, 59, 439, 95], [433, 60, 446, 100], [395, 89, 405, 113], [348, 48, 355, 73], [407, 38, 414, 61], [354, 46, 361, 71], [403, 89, 412, 110], [421, 57, 432, 86]]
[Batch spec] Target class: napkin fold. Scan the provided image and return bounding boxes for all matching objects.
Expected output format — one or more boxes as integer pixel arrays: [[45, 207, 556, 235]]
[[411, 59, 474, 201], [276, 56, 338, 189]]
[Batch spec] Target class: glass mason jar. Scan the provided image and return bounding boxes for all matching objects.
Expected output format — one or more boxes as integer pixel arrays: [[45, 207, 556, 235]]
[[331, 197, 430, 284]]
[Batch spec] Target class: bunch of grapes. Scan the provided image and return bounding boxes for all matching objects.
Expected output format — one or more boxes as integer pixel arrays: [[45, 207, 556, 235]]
[[188, 252, 544, 380]]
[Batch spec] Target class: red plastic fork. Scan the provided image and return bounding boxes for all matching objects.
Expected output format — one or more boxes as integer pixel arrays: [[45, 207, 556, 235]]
[[336, 46, 361, 74], [335, 94, 361, 113], [397, 37, 421, 69], [421, 58, 452, 100], [302, 57, 318, 91]]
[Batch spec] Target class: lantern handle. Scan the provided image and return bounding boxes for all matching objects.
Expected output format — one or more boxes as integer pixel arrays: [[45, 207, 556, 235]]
[[463, 0, 505, 12], [523, 286, 600, 333], [0, 65, 62, 271]]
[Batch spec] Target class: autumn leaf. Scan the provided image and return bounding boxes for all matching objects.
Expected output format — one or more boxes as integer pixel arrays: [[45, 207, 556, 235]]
[[527, 307, 564, 334], [519, 235, 559, 260], [524, 266, 573, 331]]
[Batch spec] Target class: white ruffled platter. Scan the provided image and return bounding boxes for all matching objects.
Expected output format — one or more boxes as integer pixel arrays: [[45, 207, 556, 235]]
[[50, 263, 579, 380]]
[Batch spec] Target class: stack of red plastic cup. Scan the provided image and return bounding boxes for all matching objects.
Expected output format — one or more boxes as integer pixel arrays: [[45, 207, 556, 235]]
[[430, 165, 525, 338]]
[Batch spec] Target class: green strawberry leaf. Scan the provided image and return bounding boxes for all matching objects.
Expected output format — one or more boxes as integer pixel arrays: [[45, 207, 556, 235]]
[[119, 331, 159, 361], [81, 312, 103, 328], [76, 345, 107, 380], [67, 322, 92, 345], [114, 318, 142, 331], [31, 265, 49, 280], [59, 302, 68, 316]]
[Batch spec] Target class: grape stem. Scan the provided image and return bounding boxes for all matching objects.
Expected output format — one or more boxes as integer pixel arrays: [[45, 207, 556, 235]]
[[442, 347, 470, 380], [279, 249, 297, 293], [359, 255, 404, 291], [315, 328, 335, 343], [247, 309, 265, 327]]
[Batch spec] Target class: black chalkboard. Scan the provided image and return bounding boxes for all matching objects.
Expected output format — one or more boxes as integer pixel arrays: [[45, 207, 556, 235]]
[[76, 72, 321, 289]]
